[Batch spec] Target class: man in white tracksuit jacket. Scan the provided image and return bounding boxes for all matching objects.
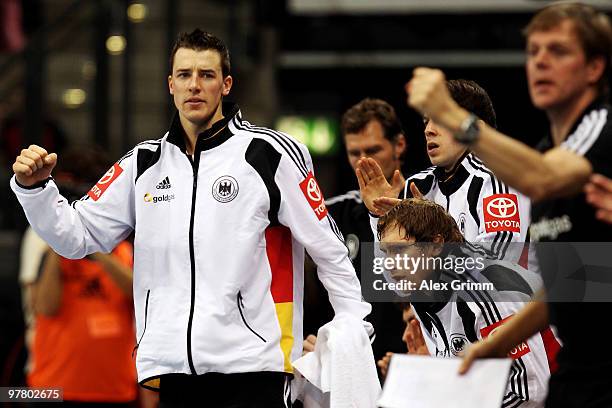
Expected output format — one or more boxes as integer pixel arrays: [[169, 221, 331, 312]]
[[10, 29, 372, 408]]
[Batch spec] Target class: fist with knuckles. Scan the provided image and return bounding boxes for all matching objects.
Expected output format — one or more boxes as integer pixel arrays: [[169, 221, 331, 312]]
[[13, 144, 58, 187], [406, 67, 469, 133]]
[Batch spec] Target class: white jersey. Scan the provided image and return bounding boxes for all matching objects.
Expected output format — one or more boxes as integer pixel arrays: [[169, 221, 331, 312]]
[[412, 250, 549, 408], [369, 153, 536, 269], [406, 153, 531, 260], [11, 103, 372, 389]]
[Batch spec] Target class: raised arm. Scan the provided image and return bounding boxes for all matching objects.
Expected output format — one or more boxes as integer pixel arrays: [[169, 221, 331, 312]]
[[459, 295, 549, 375], [406, 68, 592, 202], [11, 144, 136, 259]]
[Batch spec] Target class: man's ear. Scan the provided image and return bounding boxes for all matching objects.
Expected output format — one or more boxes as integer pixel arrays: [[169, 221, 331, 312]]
[[586, 56, 606, 86], [222, 75, 233, 96], [168, 75, 174, 95], [395, 133, 407, 159]]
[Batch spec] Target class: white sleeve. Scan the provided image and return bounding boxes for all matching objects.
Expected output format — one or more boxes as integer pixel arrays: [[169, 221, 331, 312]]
[[275, 144, 373, 335], [10, 154, 136, 259]]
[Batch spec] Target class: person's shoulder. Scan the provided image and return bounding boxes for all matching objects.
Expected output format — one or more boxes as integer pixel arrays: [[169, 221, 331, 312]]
[[134, 137, 165, 151], [233, 119, 313, 176], [116, 137, 164, 164], [479, 260, 541, 298], [462, 153, 492, 176], [407, 165, 436, 181], [597, 103, 612, 138], [112, 137, 166, 179], [561, 103, 611, 156], [231, 117, 308, 154], [462, 153, 509, 191], [326, 190, 362, 207]]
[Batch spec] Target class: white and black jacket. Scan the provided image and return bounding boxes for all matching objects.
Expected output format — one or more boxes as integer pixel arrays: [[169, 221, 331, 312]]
[[412, 250, 549, 408], [405, 153, 533, 265], [11, 103, 373, 389]]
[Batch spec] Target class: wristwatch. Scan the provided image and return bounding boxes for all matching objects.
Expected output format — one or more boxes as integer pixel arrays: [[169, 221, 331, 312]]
[[453, 113, 480, 145]]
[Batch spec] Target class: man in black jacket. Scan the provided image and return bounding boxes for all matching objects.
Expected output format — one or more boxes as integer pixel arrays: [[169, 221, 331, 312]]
[[303, 98, 407, 371]]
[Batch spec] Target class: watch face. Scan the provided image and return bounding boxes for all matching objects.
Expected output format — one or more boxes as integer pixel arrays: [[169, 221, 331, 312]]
[[455, 115, 479, 144]]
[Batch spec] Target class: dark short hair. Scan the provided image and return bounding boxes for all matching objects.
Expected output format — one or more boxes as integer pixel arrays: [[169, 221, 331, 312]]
[[341, 98, 403, 143], [447, 79, 497, 129], [169, 29, 231, 77], [377, 198, 464, 243], [524, 3, 612, 99]]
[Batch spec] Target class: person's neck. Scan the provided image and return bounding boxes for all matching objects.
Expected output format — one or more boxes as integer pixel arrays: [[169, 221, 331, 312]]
[[548, 88, 598, 146], [441, 151, 468, 179], [181, 108, 225, 155]]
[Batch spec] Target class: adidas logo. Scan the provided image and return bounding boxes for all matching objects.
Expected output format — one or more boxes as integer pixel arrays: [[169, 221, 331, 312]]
[[156, 176, 172, 189]]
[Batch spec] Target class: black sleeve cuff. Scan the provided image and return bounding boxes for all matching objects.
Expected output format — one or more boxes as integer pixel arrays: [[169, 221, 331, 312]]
[[15, 177, 52, 190]]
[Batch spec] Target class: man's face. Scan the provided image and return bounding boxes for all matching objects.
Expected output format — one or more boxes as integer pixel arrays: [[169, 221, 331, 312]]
[[344, 120, 405, 181], [380, 224, 422, 283], [423, 117, 468, 170], [168, 48, 232, 129], [526, 19, 603, 111]]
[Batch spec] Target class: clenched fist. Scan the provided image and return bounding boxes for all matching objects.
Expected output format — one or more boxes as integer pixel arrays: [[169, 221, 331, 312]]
[[12, 145, 58, 187], [406, 67, 465, 132]]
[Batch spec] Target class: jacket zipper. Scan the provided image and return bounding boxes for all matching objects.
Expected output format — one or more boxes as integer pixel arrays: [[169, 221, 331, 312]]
[[132, 289, 150, 358], [237, 291, 267, 343], [186, 153, 199, 374]]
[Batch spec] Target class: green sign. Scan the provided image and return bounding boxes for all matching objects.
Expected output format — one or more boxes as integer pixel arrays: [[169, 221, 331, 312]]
[[275, 116, 339, 156]]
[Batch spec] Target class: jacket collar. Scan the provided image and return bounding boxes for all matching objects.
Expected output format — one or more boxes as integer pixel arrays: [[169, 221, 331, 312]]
[[432, 151, 471, 196], [166, 102, 240, 153]]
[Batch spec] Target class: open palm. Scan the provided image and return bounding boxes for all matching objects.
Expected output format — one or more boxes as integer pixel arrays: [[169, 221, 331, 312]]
[[355, 157, 405, 216]]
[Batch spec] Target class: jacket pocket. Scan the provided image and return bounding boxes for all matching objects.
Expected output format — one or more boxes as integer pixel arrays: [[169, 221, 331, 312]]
[[132, 289, 151, 358], [237, 291, 266, 343]]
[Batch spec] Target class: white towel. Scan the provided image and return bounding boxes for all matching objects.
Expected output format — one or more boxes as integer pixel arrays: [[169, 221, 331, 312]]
[[293, 314, 381, 408]]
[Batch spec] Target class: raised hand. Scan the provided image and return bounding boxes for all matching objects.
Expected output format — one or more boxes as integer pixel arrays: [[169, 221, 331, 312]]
[[356, 157, 405, 216], [12, 145, 58, 187]]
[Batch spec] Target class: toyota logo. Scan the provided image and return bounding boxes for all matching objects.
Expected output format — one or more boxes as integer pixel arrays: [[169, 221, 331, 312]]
[[98, 166, 116, 185], [487, 197, 517, 218], [306, 178, 322, 202], [489, 326, 501, 337]]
